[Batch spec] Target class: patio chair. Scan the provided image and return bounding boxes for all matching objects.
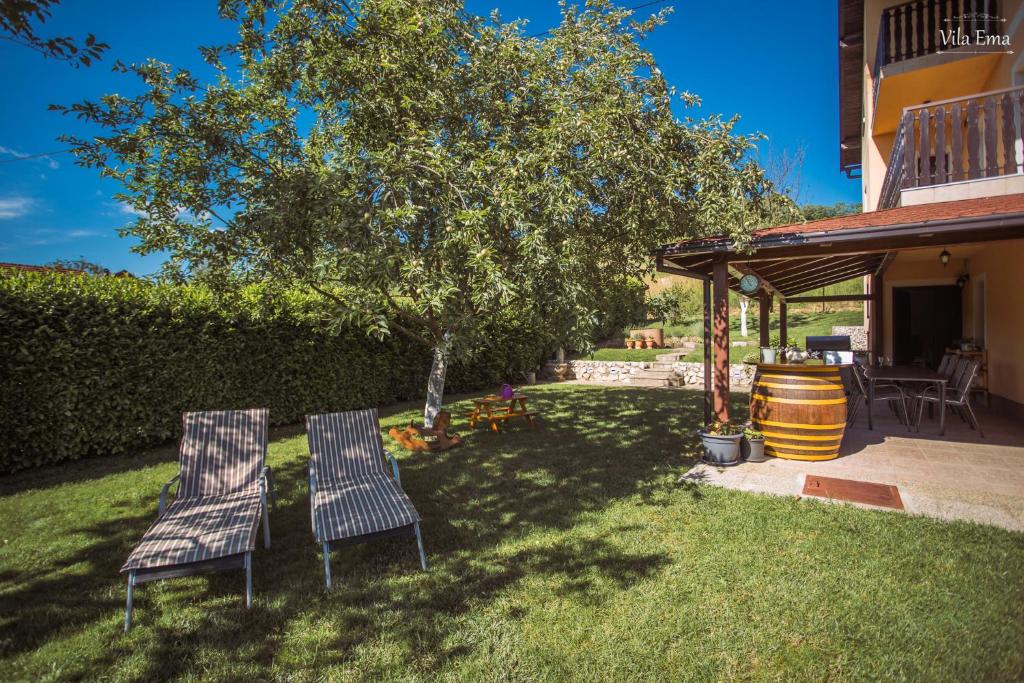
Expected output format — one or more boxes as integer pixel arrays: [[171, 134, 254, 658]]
[[913, 358, 984, 436], [306, 409, 426, 588], [847, 363, 910, 428], [936, 352, 957, 378], [121, 409, 274, 631]]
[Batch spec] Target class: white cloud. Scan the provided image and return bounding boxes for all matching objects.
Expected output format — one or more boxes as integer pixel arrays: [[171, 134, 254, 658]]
[[116, 202, 206, 223], [23, 227, 100, 246], [0, 197, 34, 219], [119, 202, 148, 217], [0, 145, 28, 159]]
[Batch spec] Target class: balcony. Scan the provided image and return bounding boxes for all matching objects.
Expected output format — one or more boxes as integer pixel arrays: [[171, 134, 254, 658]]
[[879, 86, 1024, 209], [872, 0, 1005, 135]]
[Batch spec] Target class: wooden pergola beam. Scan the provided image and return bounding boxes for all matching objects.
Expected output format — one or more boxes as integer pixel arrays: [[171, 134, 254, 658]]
[[786, 264, 886, 295], [773, 259, 883, 293], [784, 294, 873, 303], [655, 257, 710, 282], [754, 254, 876, 285], [875, 251, 897, 276]]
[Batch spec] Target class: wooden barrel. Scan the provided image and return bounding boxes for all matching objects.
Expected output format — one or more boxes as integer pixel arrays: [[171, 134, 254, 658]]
[[749, 363, 847, 461]]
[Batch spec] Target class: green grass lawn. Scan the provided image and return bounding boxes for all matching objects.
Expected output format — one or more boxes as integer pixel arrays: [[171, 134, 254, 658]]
[[1, 384, 1022, 680], [592, 309, 864, 363]]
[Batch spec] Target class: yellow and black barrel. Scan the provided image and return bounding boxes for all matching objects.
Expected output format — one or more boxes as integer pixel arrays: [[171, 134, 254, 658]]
[[749, 363, 847, 461]]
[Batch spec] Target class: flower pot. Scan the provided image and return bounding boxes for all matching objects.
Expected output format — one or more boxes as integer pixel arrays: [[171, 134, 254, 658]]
[[761, 347, 777, 364], [626, 339, 637, 349], [741, 437, 767, 463], [699, 432, 742, 466], [647, 337, 657, 348]]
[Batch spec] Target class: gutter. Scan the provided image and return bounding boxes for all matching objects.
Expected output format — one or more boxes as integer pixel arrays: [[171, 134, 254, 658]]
[[657, 209, 1024, 257]]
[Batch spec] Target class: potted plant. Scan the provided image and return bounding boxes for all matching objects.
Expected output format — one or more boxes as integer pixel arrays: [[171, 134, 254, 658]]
[[646, 335, 657, 349], [699, 421, 742, 466], [761, 334, 781, 364], [741, 426, 767, 462], [625, 338, 636, 349]]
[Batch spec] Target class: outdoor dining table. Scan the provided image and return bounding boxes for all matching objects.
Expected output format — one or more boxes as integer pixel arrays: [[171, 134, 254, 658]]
[[863, 365, 948, 435], [466, 394, 537, 432]]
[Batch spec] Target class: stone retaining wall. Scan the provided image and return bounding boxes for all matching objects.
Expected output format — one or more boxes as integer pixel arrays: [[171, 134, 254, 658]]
[[548, 360, 755, 387], [831, 325, 867, 351]]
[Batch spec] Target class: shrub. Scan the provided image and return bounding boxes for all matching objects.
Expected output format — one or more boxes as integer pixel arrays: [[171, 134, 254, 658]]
[[591, 277, 647, 341], [0, 273, 551, 473], [647, 281, 702, 326]]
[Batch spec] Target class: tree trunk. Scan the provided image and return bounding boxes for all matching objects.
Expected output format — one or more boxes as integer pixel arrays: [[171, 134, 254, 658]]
[[423, 343, 449, 429], [740, 297, 749, 337]]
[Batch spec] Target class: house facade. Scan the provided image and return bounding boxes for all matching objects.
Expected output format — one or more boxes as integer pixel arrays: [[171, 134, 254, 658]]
[[655, 0, 1024, 422], [846, 0, 1024, 413]]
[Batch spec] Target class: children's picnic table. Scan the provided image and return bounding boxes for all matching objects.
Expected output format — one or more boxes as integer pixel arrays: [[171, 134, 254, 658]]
[[465, 394, 538, 432]]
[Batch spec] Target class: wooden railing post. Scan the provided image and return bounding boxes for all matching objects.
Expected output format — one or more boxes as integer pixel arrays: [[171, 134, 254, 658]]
[[968, 98, 982, 179], [951, 101, 964, 181], [903, 110, 917, 188], [920, 108, 932, 185], [1001, 92, 1016, 175], [984, 96, 998, 177]]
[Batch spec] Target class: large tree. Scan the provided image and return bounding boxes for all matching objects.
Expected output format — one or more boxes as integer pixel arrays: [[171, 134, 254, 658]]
[[1, 0, 107, 66], [58, 0, 796, 425]]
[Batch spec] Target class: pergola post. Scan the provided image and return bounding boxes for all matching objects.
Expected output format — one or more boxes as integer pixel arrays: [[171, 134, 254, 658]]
[[758, 292, 770, 349], [779, 301, 788, 347], [712, 256, 730, 423], [702, 279, 712, 426], [869, 272, 883, 362]]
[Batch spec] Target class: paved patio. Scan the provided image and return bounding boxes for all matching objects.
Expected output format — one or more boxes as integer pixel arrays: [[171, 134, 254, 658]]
[[683, 405, 1024, 531]]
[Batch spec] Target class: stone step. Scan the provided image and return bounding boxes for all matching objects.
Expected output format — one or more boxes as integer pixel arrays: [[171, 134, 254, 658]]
[[624, 377, 671, 387], [655, 353, 683, 362], [634, 369, 674, 380]]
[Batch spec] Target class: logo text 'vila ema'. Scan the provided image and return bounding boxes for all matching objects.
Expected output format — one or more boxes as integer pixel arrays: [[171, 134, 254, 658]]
[[939, 28, 1011, 48]]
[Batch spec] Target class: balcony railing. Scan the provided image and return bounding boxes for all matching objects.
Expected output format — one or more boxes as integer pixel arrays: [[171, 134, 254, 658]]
[[873, 0, 1001, 105], [879, 85, 1024, 209], [879, 123, 907, 209], [876, 0, 1000, 70]]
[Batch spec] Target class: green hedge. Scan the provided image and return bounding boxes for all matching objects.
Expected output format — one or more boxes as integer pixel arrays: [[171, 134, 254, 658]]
[[0, 273, 551, 473]]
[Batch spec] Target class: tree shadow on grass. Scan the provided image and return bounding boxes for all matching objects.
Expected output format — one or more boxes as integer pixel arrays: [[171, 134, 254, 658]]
[[0, 386, 743, 678]]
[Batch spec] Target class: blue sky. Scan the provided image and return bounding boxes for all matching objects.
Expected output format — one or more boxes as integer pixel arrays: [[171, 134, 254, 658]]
[[0, 0, 860, 275]]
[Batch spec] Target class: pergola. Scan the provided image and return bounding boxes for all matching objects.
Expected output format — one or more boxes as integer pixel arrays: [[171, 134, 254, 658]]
[[654, 194, 1024, 424]]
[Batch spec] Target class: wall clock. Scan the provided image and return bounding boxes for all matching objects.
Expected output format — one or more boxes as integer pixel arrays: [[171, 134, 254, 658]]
[[738, 273, 760, 294]]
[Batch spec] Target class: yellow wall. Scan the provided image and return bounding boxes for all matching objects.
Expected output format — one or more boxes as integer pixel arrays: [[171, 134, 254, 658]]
[[882, 239, 1024, 405], [961, 239, 1024, 405]]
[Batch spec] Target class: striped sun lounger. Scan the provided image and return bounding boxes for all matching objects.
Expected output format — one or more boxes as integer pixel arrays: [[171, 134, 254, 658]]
[[121, 409, 274, 631], [306, 409, 426, 587]]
